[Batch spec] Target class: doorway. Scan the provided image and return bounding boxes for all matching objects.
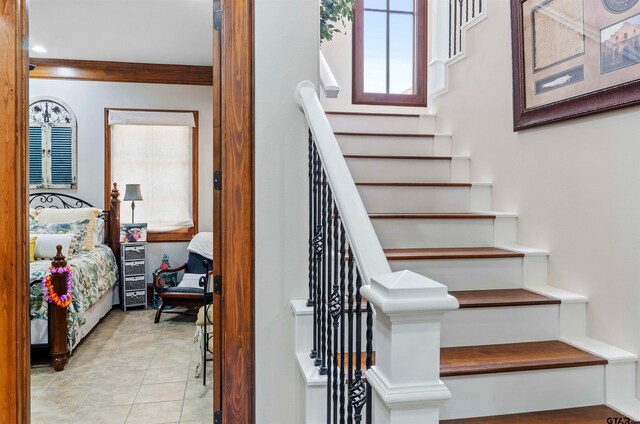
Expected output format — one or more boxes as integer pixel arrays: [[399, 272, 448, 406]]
[[0, 0, 254, 422]]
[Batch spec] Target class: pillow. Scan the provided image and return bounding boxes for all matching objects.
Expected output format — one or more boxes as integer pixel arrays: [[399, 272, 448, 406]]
[[37, 208, 101, 251], [30, 219, 90, 255], [33, 233, 73, 259], [29, 209, 40, 228], [29, 236, 36, 263], [94, 218, 105, 246]]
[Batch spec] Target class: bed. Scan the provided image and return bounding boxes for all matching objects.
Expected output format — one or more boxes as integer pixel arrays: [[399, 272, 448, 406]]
[[29, 185, 122, 371]]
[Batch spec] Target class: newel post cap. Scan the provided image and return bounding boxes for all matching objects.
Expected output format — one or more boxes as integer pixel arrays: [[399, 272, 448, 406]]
[[361, 270, 459, 317]]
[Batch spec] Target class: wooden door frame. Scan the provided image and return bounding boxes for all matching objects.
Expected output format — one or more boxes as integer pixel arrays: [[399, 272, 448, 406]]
[[219, 0, 256, 422], [0, 0, 255, 422], [0, 0, 31, 423]]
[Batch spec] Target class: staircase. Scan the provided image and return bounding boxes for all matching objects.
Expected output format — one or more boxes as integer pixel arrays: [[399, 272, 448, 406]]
[[293, 108, 640, 422]]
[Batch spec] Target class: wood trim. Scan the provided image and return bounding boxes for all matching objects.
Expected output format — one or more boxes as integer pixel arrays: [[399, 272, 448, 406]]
[[355, 182, 472, 187], [450, 289, 560, 308], [0, 0, 30, 421], [510, 0, 640, 130], [29, 58, 213, 86], [211, 0, 223, 414], [325, 111, 421, 117], [220, 0, 256, 421], [344, 154, 451, 160], [352, 0, 428, 107], [441, 405, 630, 423], [104, 108, 199, 243], [369, 213, 497, 219], [440, 341, 607, 377], [334, 131, 434, 137], [384, 247, 524, 260]]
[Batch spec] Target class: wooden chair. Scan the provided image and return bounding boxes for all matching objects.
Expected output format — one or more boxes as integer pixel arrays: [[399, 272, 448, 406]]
[[153, 251, 212, 323]]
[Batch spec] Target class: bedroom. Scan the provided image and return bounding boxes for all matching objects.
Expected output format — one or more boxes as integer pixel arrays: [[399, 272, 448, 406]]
[[27, 1, 217, 423]]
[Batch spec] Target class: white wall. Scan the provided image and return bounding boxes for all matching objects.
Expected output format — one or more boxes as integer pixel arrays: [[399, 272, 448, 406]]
[[29, 79, 213, 275], [255, 0, 318, 422], [433, 2, 640, 395]]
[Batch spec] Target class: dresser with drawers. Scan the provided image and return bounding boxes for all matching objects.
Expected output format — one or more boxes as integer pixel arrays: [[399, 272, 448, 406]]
[[120, 242, 148, 311]]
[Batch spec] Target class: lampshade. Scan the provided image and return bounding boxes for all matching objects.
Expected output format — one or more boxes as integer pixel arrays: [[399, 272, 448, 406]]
[[123, 184, 143, 201]]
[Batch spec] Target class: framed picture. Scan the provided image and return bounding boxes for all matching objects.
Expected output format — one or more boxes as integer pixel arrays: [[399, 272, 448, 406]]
[[120, 223, 148, 243], [511, 0, 640, 130]]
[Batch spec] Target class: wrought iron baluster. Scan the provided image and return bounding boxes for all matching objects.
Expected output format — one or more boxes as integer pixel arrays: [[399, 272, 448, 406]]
[[307, 130, 314, 308], [472, 0, 475, 18], [319, 171, 328, 372], [448, 0, 453, 58], [346, 249, 354, 424], [330, 202, 340, 424], [365, 301, 373, 424], [458, 0, 463, 56], [326, 190, 334, 421], [339, 218, 347, 424], [311, 140, 320, 361], [465, 0, 469, 22], [350, 269, 366, 424], [452, 0, 457, 57]]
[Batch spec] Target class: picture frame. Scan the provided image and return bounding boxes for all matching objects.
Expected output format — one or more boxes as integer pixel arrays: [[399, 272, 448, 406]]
[[120, 223, 148, 243], [511, 0, 640, 130]]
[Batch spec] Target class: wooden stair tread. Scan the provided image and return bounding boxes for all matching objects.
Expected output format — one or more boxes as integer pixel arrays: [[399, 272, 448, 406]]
[[337, 341, 605, 378], [356, 182, 472, 187], [326, 111, 421, 117], [440, 405, 629, 423], [450, 289, 560, 308], [370, 213, 496, 220], [344, 154, 452, 160], [334, 131, 435, 137], [440, 341, 607, 377], [384, 247, 524, 260]]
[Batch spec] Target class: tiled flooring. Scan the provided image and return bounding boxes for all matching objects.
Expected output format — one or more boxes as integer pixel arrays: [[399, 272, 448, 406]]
[[31, 308, 213, 424]]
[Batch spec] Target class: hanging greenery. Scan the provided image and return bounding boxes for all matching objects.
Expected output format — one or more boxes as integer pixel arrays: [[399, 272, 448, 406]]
[[320, 0, 356, 42]]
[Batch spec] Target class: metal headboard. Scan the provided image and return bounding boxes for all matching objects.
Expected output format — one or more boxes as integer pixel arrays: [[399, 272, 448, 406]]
[[29, 192, 108, 220]]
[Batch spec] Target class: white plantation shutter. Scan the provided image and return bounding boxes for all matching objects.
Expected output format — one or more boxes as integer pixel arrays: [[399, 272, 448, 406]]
[[50, 126, 74, 185], [110, 114, 195, 233], [29, 126, 43, 186]]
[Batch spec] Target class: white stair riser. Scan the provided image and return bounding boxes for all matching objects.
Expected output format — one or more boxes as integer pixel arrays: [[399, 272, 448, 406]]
[[372, 218, 494, 249], [441, 305, 560, 347], [494, 216, 517, 245], [327, 114, 436, 134], [357, 185, 471, 214], [390, 257, 523, 291], [441, 366, 605, 420], [337, 135, 435, 156], [346, 157, 454, 183]]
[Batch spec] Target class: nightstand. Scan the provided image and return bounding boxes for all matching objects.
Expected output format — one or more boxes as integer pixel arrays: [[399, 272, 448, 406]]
[[120, 242, 148, 311]]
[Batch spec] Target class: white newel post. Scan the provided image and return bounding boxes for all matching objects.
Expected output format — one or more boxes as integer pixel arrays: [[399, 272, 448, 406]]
[[361, 270, 459, 424]]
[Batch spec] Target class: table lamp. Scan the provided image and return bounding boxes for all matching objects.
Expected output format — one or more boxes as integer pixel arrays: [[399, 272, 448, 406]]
[[123, 184, 143, 223]]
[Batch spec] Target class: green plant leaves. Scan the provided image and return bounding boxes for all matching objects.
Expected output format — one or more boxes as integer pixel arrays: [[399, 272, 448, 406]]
[[320, 0, 356, 42]]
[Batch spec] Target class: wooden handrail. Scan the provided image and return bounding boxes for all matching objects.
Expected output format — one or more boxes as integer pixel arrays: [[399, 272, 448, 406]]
[[295, 81, 391, 285]]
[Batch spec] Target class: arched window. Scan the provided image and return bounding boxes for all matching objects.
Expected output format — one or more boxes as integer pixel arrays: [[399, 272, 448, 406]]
[[29, 97, 77, 189]]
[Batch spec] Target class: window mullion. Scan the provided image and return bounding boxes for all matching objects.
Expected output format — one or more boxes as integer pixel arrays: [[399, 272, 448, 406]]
[[44, 125, 51, 186], [386, 0, 391, 94]]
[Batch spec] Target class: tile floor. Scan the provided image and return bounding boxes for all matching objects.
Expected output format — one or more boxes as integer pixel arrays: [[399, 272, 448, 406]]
[[31, 308, 213, 424]]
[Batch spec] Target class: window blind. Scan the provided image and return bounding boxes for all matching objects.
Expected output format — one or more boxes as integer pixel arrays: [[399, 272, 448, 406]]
[[110, 123, 194, 232]]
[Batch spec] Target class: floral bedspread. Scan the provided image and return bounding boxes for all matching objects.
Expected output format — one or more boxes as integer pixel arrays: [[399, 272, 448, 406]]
[[30, 245, 118, 349]]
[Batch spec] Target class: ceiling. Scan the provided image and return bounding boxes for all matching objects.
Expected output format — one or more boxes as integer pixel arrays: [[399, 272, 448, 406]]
[[29, 0, 213, 66]]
